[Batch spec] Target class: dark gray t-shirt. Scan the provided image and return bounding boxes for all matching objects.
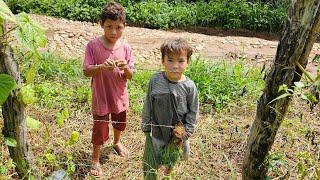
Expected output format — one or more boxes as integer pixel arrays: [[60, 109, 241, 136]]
[[141, 72, 199, 144]]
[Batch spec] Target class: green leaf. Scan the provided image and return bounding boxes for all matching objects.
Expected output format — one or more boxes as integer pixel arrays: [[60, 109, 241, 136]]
[[56, 113, 65, 127], [300, 93, 309, 101], [55, 108, 69, 127], [0, 165, 7, 174], [301, 93, 318, 104], [68, 162, 76, 173], [294, 81, 305, 88], [28, 174, 35, 180], [18, 84, 36, 105], [67, 131, 79, 146], [0, 0, 16, 23], [0, 74, 16, 105], [61, 108, 70, 119], [15, 12, 47, 52], [26, 65, 37, 84], [278, 84, 288, 92], [45, 153, 56, 162], [268, 93, 292, 104], [4, 137, 17, 147], [26, 116, 41, 130]]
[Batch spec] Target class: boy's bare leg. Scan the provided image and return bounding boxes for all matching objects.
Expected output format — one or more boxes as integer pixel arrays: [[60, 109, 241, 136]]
[[92, 144, 101, 163], [91, 144, 102, 176], [113, 128, 128, 156]]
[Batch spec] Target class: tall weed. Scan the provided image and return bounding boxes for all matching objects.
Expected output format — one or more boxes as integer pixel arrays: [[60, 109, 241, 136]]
[[128, 70, 154, 113], [185, 57, 264, 111], [20, 52, 91, 110], [129, 57, 264, 113]]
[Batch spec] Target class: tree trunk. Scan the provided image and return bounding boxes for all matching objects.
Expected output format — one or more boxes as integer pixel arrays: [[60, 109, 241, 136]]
[[0, 21, 33, 179], [242, 1, 320, 179]]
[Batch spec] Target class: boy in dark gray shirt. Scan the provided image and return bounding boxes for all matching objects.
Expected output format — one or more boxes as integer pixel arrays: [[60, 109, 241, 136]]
[[141, 37, 199, 176]]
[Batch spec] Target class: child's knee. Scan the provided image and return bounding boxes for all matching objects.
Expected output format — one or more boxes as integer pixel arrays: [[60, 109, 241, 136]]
[[111, 111, 127, 131]]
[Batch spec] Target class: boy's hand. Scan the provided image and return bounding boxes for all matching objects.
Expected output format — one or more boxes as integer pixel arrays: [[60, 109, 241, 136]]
[[102, 59, 116, 71], [115, 59, 128, 70]]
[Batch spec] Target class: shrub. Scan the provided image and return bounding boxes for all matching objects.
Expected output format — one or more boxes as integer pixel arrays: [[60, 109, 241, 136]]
[[185, 57, 264, 110], [6, 0, 289, 33]]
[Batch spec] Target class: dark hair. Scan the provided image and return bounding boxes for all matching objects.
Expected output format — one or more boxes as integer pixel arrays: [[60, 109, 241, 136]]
[[160, 37, 193, 62], [100, 2, 126, 24]]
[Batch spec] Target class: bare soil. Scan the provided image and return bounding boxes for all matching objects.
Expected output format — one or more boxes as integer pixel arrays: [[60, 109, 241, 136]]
[[29, 14, 319, 74]]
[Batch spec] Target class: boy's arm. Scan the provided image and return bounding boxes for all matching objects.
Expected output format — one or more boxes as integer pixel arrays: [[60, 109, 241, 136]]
[[83, 42, 113, 77], [141, 79, 152, 133], [184, 84, 199, 139], [83, 64, 104, 77], [83, 43, 100, 77], [120, 44, 134, 80], [122, 66, 133, 80]]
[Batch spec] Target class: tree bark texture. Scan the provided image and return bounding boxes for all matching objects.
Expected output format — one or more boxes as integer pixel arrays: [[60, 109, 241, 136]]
[[242, 0, 320, 179], [0, 22, 33, 179]]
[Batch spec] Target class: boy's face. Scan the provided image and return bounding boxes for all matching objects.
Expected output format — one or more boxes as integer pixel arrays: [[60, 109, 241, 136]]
[[101, 19, 125, 44], [162, 50, 189, 81]]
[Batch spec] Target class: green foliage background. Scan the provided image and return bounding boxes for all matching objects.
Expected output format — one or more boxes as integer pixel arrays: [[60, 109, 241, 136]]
[[6, 0, 289, 33]]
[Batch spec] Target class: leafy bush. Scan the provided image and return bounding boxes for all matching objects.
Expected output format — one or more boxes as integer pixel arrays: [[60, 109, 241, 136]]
[[6, 0, 289, 33], [185, 57, 264, 110], [20, 52, 91, 109], [36, 52, 83, 83], [128, 69, 154, 113], [19, 48, 264, 113]]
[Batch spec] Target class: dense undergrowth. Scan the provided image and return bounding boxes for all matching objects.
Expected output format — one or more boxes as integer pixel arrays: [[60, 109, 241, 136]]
[[6, 0, 289, 33], [1, 49, 319, 179], [21, 51, 264, 114]]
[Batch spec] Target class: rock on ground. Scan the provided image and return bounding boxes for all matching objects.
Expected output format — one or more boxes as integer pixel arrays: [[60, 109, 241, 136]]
[[29, 14, 319, 73]]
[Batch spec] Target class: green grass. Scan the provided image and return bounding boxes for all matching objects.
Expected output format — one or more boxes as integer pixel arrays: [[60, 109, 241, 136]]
[[20, 52, 91, 110], [19, 51, 266, 114], [128, 69, 154, 113], [13, 52, 267, 178], [1, 50, 319, 179], [185, 57, 264, 111]]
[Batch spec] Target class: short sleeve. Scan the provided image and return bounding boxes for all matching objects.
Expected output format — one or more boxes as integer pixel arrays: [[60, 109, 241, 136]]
[[83, 42, 95, 70], [124, 44, 135, 69]]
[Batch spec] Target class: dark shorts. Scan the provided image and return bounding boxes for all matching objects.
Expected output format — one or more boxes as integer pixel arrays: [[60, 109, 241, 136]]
[[91, 111, 127, 145]]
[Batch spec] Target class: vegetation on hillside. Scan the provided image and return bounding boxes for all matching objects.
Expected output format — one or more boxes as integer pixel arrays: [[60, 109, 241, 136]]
[[6, 0, 289, 33]]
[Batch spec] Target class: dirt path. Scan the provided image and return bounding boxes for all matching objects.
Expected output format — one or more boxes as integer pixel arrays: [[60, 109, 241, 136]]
[[30, 14, 319, 73]]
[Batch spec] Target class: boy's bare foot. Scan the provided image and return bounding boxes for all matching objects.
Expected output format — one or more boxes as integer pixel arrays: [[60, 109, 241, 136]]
[[113, 143, 129, 157], [90, 163, 103, 177]]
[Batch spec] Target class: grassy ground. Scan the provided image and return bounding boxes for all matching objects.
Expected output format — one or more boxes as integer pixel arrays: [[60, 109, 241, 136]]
[[2, 96, 318, 179], [0, 54, 319, 179]]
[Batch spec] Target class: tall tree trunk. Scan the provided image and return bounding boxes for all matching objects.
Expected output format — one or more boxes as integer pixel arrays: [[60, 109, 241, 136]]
[[242, 1, 320, 179], [0, 21, 33, 178]]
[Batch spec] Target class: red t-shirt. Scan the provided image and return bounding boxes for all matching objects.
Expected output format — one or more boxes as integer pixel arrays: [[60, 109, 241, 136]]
[[83, 38, 134, 115]]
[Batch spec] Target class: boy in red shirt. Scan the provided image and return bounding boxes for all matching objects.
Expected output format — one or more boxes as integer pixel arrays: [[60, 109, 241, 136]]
[[83, 2, 134, 177]]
